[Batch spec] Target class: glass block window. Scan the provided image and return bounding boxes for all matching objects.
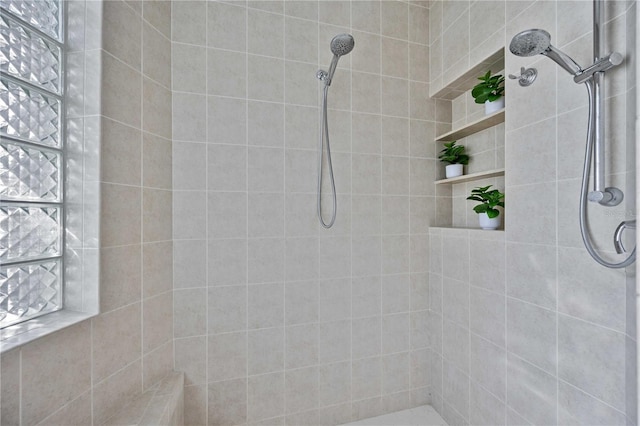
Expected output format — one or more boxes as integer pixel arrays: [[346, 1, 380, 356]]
[[0, 0, 64, 328]]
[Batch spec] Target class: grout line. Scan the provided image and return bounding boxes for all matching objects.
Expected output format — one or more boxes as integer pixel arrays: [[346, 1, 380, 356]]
[[139, 1, 145, 397], [282, 5, 289, 420], [554, 1, 560, 416], [244, 3, 250, 423], [204, 1, 211, 423], [378, 2, 384, 409], [347, 0, 353, 419]]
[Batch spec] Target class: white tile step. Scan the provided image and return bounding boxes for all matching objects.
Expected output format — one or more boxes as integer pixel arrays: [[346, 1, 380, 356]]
[[341, 405, 448, 426]]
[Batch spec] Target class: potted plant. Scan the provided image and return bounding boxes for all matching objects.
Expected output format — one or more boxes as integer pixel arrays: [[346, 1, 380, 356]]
[[471, 70, 505, 115], [467, 185, 505, 230], [438, 141, 469, 179]]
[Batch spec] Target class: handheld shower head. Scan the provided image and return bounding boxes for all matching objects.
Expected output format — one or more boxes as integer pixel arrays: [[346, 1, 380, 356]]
[[510, 29, 583, 76], [509, 29, 551, 56], [321, 34, 355, 86], [330, 33, 355, 56]]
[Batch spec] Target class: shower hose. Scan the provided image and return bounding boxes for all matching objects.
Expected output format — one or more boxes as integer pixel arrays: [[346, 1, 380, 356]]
[[317, 84, 337, 228], [579, 80, 636, 268]]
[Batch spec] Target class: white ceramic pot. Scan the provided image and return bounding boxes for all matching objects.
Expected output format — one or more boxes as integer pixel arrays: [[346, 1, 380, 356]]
[[484, 97, 505, 115], [445, 164, 463, 179], [478, 212, 501, 230]]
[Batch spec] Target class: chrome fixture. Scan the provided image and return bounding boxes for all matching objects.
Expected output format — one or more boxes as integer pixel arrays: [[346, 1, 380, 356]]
[[510, 1, 634, 268], [508, 67, 538, 87], [509, 29, 582, 75], [316, 33, 355, 87], [316, 34, 354, 228], [614, 220, 636, 254]]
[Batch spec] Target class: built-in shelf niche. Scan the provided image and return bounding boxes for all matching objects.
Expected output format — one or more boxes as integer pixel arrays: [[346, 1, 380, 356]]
[[431, 47, 506, 229], [430, 48, 505, 100], [435, 109, 505, 142], [434, 168, 505, 185]]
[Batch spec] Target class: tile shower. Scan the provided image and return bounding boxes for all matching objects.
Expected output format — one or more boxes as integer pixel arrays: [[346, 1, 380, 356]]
[[171, 1, 433, 424], [0, 1, 637, 426]]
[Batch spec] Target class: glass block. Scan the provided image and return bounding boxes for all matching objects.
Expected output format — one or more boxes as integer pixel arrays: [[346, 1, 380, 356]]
[[0, 78, 60, 146], [0, 204, 61, 262], [0, 259, 61, 328], [0, 0, 61, 41], [0, 15, 62, 93], [0, 142, 60, 201]]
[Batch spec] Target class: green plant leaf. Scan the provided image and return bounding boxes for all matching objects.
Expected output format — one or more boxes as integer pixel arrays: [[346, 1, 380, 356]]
[[438, 140, 469, 165], [486, 208, 500, 219], [473, 204, 488, 214], [472, 71, 505, 104], [468, 185, 505, 215]]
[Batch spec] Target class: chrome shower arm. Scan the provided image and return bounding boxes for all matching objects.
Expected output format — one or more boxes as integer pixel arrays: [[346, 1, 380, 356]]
[[542, 46, 583, 75]]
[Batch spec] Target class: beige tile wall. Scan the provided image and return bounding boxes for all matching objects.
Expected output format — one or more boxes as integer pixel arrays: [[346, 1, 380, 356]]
[[429, 0, 637, 424], [171, 1, 436, 424], [0, 1, 174, 425]]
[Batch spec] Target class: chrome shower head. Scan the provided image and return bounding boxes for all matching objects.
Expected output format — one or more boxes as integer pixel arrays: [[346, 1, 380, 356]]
[[330, 33, 355, 56], [509, 29, 551, 57], [509, 29, 582, 76], [510, 29, 583, 76], [320, 34, 355, 86]]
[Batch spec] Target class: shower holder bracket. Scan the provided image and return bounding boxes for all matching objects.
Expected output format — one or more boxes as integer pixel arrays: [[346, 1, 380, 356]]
[[588, 186, 624, 206], [508, 67, 537, 87], [316, 69, 328, 81]]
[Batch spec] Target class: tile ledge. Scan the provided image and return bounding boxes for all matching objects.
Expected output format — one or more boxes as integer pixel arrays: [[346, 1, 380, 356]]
[[101, 372, 184, 426], [0, 310, 97, 353], [429, 226, 506, 239]]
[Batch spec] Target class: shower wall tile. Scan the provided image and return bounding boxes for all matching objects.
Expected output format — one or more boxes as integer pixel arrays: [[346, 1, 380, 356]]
[[506, 299, 557, 373], [470, 286, 505, 348], [171, 1, 433, 424], [143, 133, 172, 190], [175, 336, 207, 386], [103, 0, 141, 70], [100, 244, 142, 312], [92, 303, 142, 383], [172, 0, 205, 45], [558, 247, 627, 332], [172, 93, 207, 142], [207, 97, 248, 145], [319, 1, 350, 27], [429, 1, 636, 423], [469, 334, 506, 401], [142, 188, 172, 242], [93, 360, 143, 425], [171, 43, 206, 94], [207, 1, 246, 51], [208, 49, 247, 98], [208, 379, 247, 425], [142, 78, 172, 138], [142, 1, 170, 38], [469, 380, 506, 426], [352, 31, 382, 75], [352, 1, 380, 34], [558, 380, 628, 425], [508, 354, 558, 426], [8, 6, 175, 422], [0, 0, 164, 413], [558, 315, 627, 412], [102, 52, 142, 128]]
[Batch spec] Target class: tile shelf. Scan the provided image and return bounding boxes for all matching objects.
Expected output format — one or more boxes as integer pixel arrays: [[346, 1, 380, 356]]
[[434, 168, 505, 185], [435, 108, 505, 142], [430, 47, 505, 100]]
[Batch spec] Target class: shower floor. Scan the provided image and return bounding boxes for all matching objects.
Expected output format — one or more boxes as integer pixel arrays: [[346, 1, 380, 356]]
[[341, 405, 447, 426]]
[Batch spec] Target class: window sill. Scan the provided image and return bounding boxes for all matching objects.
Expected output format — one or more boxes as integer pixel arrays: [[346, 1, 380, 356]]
[[0, 310, 97, 353]]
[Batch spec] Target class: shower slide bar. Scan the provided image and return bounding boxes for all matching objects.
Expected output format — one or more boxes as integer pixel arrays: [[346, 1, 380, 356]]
[[509, 0, 635, 268]]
